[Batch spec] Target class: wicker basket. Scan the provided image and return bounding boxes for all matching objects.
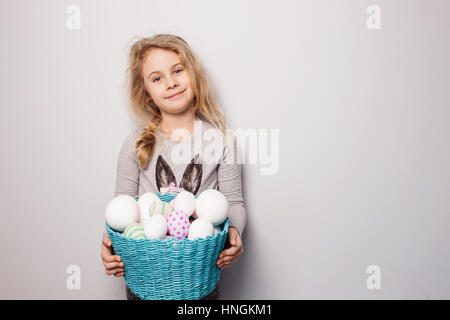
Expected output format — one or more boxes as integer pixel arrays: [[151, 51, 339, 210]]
[[106, 192, 229, 300]]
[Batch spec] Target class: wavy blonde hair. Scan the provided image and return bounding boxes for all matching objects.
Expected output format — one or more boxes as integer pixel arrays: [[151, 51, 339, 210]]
[[125, 34, 228, 169]]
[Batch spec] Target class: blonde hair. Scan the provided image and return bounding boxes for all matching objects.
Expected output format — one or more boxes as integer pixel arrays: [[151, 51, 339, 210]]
[[125, 34, 228, 169]]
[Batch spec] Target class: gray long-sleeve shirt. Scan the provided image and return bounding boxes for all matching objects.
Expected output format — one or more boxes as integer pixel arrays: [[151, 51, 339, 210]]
[[114, 118, 246, 235]]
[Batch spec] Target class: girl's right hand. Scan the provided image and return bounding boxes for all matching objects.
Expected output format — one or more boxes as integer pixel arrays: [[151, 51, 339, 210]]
[[102, 235, 124, 277]]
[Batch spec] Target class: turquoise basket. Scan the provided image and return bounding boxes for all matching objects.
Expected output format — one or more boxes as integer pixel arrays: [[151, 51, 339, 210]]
[[106, 192, 229, 300]]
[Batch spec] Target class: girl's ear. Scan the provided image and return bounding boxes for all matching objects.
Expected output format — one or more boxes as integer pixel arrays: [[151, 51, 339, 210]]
[[179, 154, 203, 195], [155, 155, 177, 191]]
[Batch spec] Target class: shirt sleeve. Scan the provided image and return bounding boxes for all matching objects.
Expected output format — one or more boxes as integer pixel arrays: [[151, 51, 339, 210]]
[[114, 131, 140, 198], [217, 133, 247, 236]]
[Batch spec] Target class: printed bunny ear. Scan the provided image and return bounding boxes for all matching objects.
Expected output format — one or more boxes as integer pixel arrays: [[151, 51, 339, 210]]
[[179, 154, 203, 195], [155, 155, 177, 191]]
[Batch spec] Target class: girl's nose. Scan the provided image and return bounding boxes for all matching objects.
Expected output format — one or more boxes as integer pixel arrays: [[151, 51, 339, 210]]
[[167, 77, 177, 89]]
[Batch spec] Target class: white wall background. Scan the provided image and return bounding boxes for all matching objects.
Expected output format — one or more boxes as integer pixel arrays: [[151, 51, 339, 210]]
[[1, 0, 449, 299]]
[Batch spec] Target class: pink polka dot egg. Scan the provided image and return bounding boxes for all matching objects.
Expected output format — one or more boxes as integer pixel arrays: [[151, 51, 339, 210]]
[[167, 209, 190, 239]]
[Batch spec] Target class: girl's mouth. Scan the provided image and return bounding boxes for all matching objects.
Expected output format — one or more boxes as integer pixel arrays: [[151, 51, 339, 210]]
[[167, 89, 185, 99]]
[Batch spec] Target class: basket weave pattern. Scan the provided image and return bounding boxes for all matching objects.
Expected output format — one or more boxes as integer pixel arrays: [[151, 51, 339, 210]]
[[106, 192, 229, 300]]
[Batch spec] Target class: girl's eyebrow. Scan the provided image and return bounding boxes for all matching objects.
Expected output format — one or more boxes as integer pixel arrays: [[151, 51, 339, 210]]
[[147, 62, 183, 79]]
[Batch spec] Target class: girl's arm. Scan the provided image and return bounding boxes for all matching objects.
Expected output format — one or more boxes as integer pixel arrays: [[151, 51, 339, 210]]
[[217, 134, 246, 236], [114, 131, 140, 198], [104, 131, 140, 237], [216, 134, 246, 269]]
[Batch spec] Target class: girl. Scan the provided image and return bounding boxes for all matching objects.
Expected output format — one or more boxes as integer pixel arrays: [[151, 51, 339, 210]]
[[101, 34, 246, 300]]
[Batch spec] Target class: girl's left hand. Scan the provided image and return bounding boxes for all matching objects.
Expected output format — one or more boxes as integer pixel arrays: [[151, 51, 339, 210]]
[[216, 227, 244, 269]]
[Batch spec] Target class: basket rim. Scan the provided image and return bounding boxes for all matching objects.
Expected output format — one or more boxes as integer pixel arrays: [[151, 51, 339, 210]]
[[106, 217, 229, 244]]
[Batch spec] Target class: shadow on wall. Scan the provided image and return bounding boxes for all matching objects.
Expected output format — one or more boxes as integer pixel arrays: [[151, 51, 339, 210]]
[[218, 222, 252, 300], [216, 170, 258, 300]]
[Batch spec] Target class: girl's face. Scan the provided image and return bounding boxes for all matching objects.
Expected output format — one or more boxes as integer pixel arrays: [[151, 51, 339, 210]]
[[142, 48, 195, 115]]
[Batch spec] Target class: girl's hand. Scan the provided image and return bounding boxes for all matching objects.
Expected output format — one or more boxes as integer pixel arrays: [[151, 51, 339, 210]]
[[101, 235, 125, 277], [216, 227, 244, 269]]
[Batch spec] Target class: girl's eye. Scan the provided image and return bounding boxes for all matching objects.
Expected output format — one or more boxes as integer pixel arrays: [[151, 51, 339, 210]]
[[175, 69, 183, 74], [152, 77, 160, 82]]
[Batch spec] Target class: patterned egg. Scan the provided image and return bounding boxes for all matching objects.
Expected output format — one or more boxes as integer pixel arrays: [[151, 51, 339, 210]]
[[137, 193, 161, 221], [149, 200, 173, 217], [123, 223, 145, 240], [167, 210, 190, 239]]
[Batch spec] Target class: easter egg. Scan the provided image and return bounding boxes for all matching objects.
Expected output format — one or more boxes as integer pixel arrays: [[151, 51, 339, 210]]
[[172, 191, 196, 217], [137, 192, 161, 222], [149, 200, 172, 217], [105, 194, 139, 232], [123, 223, 145, 240], [141, 200, 172, 224], [188, 218, 213, 240], [167, 210, 190, 239], [196, 189, 228, 226], [143, 214, 167, 240]]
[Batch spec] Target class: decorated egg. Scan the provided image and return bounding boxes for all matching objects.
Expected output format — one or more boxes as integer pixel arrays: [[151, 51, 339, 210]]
[[140, 200, 173, 224], [196, 189, 228, 226], [143, 214, 167, 240], [148, 200, 173, 221], [123, 223, 145, 240], [105, 194, 139, 232], [172, 191, 196, 217], [137, 192, 161, 222], [188, 218, 213, 240], [167, 210, 190, 239]]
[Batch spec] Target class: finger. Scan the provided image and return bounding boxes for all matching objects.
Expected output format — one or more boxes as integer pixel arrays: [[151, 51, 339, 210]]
[[115, 272, 125, 277], [219, 255, 237, 264], [102, 251, 121, 263], [219, 245, 241, 258], [217, 255, 235, 267], [102, 247, 121, 263], [101, 242, 112, 256], [102, 236, 112, 247], [236, 233, 243, 247], [218, 260, 232, 269], [102, 255, 122, 265], [106, 267, 124, 275], [229, 233, 237, 246], [220, 245, 239, 257], [219, 249, 242, 265], [219, 263, 231, 269], [220, 250, 242, 268], [104, 261, 124, 269], [217, 247, 243, 267]]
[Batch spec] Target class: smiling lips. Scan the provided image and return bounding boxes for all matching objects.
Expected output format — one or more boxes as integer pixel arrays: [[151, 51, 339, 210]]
[[167, 89, 185, 99]]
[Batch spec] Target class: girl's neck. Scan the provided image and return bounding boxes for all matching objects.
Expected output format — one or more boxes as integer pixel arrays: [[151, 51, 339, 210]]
[[158, 110, 198, 141]]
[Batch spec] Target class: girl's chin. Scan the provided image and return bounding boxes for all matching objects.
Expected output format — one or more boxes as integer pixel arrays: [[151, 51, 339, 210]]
[[164, 103, 193, 114]]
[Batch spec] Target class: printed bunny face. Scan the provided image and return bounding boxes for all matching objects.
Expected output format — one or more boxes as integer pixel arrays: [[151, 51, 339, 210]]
[[155, 153, 203, 195]]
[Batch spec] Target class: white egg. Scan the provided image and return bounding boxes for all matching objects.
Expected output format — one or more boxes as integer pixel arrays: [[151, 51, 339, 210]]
[[188, 218, 213, 240], [105, 195, 139, 232], [196, 189, 228, 226], [173, 191, 196, 217], [144, 214, 167, 240], [137, 192, 162, 223]]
